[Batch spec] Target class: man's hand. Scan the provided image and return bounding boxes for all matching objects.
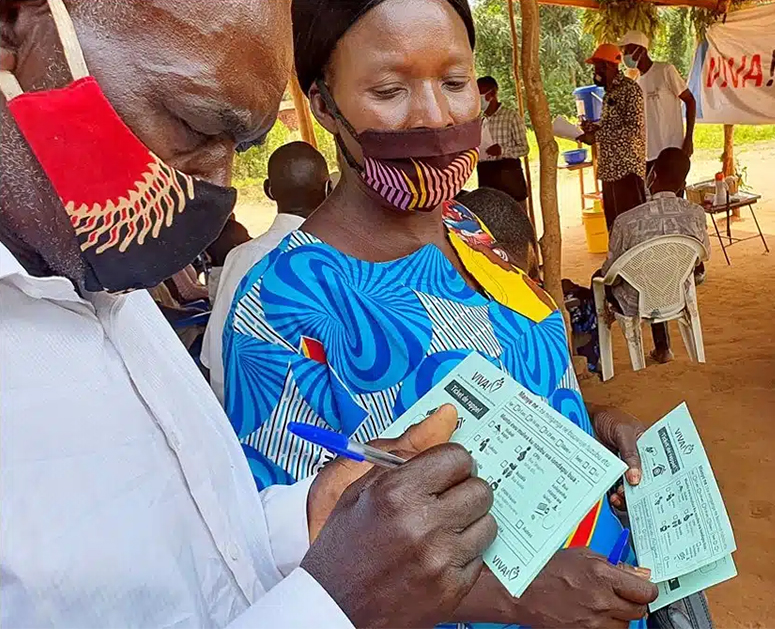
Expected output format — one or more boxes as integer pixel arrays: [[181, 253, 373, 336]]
[[581, 119, 598, 135], [486, 143, 503, 157], [682, 136, 694, 158], [302, 444, 497, 628], [576, 132, 595, 146], [307, 405, 458, 541], [515, 547, 657, 628], [588, 405, 646, 509]]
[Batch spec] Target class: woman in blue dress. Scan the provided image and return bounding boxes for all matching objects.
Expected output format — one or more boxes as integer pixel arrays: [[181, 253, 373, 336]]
[[223, 0, 657, 626]]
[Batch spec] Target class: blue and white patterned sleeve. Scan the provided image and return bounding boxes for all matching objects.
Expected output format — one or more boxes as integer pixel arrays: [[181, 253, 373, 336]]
[[222, 240, 340, 491]]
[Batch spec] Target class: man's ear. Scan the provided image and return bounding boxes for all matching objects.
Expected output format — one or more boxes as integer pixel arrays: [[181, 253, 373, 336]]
[[263, 179, 274, 201], [308, 82, 338, 135]]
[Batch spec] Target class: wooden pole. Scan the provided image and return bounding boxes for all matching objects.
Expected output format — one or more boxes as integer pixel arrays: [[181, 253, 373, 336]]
[[506, 0, 536, 227], [517, 0, 565, 317], [289, 71, 318, 149], [722, 124, 740, 216], [722, 124, 734, 176]]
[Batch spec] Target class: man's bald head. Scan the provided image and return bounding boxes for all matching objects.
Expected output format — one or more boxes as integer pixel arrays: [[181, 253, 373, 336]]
[[265, 141, 329, 219], [1, 0, 292, 282]]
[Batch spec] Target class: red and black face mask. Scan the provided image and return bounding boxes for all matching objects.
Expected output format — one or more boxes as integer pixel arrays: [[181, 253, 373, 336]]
[[0, 0, 236, 293], [316, 80, 480, 213]]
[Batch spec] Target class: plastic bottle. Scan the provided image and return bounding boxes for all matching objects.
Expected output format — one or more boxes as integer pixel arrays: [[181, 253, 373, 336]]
[[714, 172, 729, 207]]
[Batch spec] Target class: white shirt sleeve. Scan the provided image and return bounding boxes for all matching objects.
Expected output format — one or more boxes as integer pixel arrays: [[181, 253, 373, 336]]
[[260, 476, 316, 577], [226, 568, 354, 629], [667, 64, 687, 97]]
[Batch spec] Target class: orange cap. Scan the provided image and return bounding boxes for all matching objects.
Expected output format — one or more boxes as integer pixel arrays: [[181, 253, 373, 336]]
[[586, 43, 623, 65], [715, 172, 724, 181]]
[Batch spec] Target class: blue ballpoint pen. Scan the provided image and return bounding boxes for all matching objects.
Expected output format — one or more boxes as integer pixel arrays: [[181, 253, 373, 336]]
[[287, 422, 408, 469], [607, 528, 630, 565]]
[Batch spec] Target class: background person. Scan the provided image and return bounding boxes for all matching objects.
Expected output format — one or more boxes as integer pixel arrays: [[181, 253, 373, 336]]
[[0, 1, 498, 627], [205, 215, 252, 302], [202, 140, 331, 403], [603, 147, 710, 364], [577, 43, 647, 229], [459, 186, 539, 280], [477, 75, 530, 206], [169, 264, 209, 304], [620, 30, 697, 175], [223, 1, 657, 627]]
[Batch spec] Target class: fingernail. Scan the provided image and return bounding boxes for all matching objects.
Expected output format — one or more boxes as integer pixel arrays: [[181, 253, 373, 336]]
[[628, 469, 641, 484], [634, 567, 652, 579]]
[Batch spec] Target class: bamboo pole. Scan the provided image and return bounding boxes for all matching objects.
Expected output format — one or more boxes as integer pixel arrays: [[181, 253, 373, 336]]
[[517, 0, 565, 317], [289, 71, 318, 149], [506, 0, 536, 227]]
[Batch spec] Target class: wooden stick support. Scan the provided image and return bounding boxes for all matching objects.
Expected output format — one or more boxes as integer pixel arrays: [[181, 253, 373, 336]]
[[289, 71, 318, 149], [506, 0, 536, 227]]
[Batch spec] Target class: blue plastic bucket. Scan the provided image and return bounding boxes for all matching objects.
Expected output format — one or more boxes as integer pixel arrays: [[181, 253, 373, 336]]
[[573, 85, 605, 122]]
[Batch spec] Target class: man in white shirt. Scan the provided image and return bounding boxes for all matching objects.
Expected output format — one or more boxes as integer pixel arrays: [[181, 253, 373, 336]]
[[203, 141, 331, 403], [619, 30, 697, 175], [0, 1, 501, 627]]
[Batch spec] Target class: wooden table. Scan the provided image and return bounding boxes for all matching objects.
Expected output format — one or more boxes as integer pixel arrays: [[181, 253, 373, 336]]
[[705, 191, 769, 264], [559, 150, 601, 212]]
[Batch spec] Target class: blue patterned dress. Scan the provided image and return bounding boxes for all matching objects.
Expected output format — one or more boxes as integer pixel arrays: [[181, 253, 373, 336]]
[[223, 202, 636, 629]]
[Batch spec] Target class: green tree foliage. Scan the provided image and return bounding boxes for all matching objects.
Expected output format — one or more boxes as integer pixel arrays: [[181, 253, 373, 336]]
[[582, 0, 660, 44], [650, 7, 693, 77], [473, 0, 594, 120]]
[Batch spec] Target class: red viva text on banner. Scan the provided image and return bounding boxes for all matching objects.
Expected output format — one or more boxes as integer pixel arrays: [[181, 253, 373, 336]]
[[705, 51, 775, 89]]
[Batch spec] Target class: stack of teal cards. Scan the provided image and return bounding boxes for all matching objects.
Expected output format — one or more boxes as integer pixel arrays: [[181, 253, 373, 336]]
[[380, 353, 628, 597], [624, 403, 737, 611]]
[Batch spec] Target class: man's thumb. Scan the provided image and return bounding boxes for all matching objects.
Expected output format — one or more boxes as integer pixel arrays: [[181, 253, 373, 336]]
[[394, 404, 458, 454]]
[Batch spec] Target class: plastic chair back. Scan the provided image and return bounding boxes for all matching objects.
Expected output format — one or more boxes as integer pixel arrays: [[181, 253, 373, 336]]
[[603, 235, 707, 320]]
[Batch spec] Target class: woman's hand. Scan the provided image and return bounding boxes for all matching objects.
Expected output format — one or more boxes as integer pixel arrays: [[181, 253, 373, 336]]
[[451, 548, 656, 628], [307, 404, 459, 541], [588, 404, 647, 509], [516, 548, 656, 628]]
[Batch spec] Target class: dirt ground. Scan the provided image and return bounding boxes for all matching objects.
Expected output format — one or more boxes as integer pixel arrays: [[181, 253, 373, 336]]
[[234, 140, 775, 628], [558, 142, 775, 628]]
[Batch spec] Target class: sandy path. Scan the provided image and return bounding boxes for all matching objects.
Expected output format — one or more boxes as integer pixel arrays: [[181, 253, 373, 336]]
[[234, 140, 775, 627], [558, 141, 775, 628]]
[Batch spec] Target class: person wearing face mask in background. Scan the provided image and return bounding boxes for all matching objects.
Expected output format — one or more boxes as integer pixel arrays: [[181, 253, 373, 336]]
[[223, 1, 658, 627], [477, 75, 530, 207], [620, 30, 697, 185], [577, 44, 647, 230], [0, 1, 506, 627]]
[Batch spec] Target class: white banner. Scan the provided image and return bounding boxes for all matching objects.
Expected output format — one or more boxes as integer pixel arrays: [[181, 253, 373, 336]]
[[688, 3, 775, 124]]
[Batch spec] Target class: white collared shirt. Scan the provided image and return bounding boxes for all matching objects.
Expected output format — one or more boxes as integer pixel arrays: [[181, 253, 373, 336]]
[[202, 213, 305, 404], [0, 242, 351, 629]]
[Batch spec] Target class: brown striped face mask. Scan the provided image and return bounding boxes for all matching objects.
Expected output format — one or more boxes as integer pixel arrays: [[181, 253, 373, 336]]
[[317, 80, 481, 212]]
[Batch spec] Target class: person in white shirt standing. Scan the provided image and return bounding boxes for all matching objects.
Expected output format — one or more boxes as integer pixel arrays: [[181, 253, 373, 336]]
[[0, 1, 499, 627], [203, 141, 331, 404], [619, 30, 697, 177], [477, 75, 530, 206]]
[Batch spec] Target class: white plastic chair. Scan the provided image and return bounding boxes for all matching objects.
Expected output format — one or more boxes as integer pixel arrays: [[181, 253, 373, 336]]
[[593, 235, 709, 382]]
